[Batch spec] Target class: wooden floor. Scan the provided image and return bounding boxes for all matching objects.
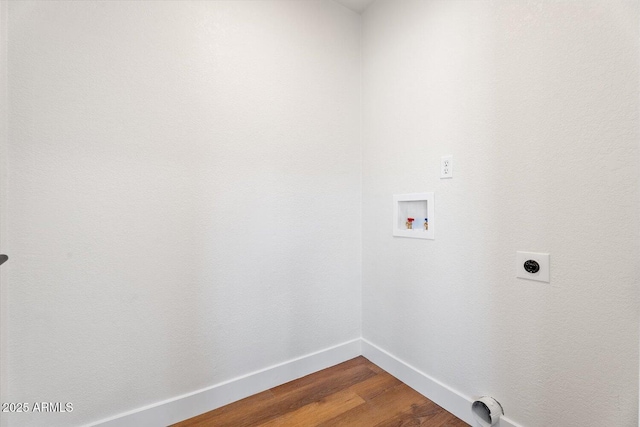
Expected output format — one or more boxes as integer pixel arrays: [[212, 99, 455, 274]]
[[172, 356, 468, 427]]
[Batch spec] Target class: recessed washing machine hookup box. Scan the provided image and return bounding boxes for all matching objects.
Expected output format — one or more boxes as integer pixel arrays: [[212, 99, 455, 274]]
[[393, 193, 434, 240]]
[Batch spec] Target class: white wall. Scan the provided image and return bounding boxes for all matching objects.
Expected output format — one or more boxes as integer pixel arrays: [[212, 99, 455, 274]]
[[5, 1, 640, 426], [0, 0, 9, 414], [3, 1, 361, 426], [361, 1, 639, 426]]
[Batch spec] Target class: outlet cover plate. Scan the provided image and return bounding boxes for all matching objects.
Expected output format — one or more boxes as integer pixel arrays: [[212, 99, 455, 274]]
[[516, 251, 550, 282], [441, 155, 453, 179]]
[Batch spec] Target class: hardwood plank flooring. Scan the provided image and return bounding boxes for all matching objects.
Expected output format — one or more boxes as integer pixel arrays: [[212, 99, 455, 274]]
[[172, 356, 469, 427]]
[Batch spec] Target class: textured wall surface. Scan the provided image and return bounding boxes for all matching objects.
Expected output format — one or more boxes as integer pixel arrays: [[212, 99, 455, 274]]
[[4, 1, 640, 426], [4, 1, 361, 426], [0, 0, 9, 412], [361, 1, 639, 426]]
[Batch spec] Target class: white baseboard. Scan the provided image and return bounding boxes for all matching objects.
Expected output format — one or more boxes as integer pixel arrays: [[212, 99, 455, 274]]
[[361, 338, 523, 427], [89, 338, 361, 427], [90, 338, 524, 427]]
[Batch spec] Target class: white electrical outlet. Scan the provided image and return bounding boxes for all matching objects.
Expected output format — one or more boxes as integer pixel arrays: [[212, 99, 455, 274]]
[[441, 156, 453, 179]]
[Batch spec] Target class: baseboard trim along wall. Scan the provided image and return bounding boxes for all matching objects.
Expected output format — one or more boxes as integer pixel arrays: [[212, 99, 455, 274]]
[[89, 339, 362, 427], [90, 338, 525, 427], [361, 338, 523, 427]]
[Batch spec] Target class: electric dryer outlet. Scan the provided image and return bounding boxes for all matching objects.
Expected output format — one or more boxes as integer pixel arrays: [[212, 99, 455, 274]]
[[516, 251, 550, 283]]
